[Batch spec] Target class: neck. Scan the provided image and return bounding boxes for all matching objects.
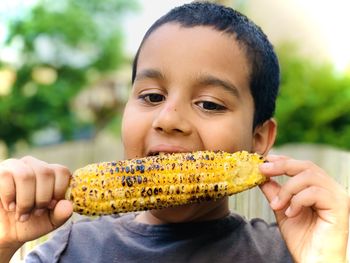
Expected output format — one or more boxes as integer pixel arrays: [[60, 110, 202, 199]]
[[135, 197, 230, 225]]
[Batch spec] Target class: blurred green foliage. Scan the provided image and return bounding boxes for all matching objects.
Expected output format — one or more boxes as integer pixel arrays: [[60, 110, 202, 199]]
[[1, 0, 349, 152], [275, 44, 350, 150], [0, 0, 138, 150]]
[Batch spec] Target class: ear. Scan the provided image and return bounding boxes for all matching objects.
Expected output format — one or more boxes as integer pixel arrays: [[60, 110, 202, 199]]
[[252, 118, 277, 156]]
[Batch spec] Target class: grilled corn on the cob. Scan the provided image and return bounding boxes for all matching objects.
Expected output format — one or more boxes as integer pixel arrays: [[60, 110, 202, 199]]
[[66, 150, 266, 216]]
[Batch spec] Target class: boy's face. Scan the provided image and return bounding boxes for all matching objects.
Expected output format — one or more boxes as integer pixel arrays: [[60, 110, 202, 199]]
[[123, 23, 271, 158], [121, 24, 275, 222]]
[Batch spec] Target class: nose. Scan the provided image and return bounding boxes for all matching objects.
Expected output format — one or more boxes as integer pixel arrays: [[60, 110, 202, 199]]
[[152, 102, 192, 135]]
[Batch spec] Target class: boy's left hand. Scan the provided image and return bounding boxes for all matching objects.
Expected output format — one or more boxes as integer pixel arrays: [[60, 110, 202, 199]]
[[259, 155, 349, 263]]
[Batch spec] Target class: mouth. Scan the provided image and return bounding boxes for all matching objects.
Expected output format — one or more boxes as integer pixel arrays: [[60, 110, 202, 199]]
[[147, 151, 160, 157], [146, 146, 192, 157]]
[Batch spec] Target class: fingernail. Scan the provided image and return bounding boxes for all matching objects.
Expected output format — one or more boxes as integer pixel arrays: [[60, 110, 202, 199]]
[[19, 213, 30, 222], [285, 206, 292, 217], [8, 202, 16, 212], [260, 163, 274, 170], [270, 196, 279, 208], [34, 208, 45, 217]]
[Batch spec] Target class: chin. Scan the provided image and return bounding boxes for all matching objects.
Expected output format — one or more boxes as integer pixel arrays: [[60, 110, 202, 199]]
[[148, 198, 229, 224], [150, 204, 202, 223]]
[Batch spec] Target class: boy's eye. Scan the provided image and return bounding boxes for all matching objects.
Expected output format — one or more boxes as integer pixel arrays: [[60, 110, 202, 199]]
[[139, 93, 165, 103], [197, 101, 226, 111]]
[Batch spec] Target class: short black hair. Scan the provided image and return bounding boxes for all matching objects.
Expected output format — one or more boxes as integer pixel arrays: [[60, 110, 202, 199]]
[[131, 1, 280, 128]]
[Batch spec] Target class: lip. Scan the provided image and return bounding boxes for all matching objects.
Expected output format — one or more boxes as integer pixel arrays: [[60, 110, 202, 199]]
[[146, 145, 193, 156]]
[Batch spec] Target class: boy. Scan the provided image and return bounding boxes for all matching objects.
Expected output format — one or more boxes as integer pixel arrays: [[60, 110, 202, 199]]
[[0, 2, 348, 262]]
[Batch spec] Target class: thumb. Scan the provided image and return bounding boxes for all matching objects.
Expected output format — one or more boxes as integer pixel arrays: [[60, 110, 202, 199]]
[[49, 200, 73, 228], [259, 179, 286, 222], [259, 178, 280, 202]]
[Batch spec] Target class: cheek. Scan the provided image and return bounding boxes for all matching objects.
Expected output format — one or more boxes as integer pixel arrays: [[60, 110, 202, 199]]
[[200, 118, 254, 152], [121, 102, 149, 158]]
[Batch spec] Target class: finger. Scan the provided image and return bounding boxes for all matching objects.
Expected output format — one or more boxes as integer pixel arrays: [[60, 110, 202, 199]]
[[265, 154, 290, 162], [49, 199, 73, 229], [260, 158, 323, 178], [11, 159, 36, 221], [284, 186, 334, 219], [50, 164, 71, 202], [0, 163, 16, 211], [22, 156, 55, 210], [269, 169, 336, 210]]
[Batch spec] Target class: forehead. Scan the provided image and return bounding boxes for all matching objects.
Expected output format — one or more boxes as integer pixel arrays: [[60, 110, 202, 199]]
[[137, 23, 251, 93]]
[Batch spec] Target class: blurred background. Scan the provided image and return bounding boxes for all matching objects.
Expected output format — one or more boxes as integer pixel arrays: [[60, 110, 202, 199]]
[[0, 0, 349, 261]]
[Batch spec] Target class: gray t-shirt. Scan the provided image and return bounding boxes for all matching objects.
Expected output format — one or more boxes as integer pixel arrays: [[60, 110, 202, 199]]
[[25, 212, 293, 263]]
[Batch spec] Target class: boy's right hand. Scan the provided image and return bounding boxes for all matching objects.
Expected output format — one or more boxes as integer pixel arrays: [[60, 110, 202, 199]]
[[0, 156, 73, 252]]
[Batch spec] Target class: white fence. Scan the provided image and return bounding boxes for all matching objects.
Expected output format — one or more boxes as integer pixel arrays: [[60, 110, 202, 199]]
[[3, 136, 349, 262]]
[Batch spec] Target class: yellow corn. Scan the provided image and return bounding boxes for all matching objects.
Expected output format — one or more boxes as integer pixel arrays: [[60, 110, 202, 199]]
[[66, 150, 266, 216]]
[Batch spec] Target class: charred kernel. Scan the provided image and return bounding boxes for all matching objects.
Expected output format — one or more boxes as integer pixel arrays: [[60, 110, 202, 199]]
[[125, 166, 130, 173], [147, 188, 152, 196], [154, 188, 158, 195], [214, 184, 219, 192], [111, 203, 116, 210], [82, 186, 87, 191], [111, 162, 117, 166], [126, 176, 133, 187], [186, 155, 195, 161], [143, 177, 148, 183], [125, 190, 131, 198], [137, 176, 142, 184], [121, 176, 126, 186], [109, 169, 114, 175], [136, 159, 142, 164], [140, 165, 145, 173], [115, 167, 120, 173], [130, 168, 135, 174], [141, 188, 147, 197]]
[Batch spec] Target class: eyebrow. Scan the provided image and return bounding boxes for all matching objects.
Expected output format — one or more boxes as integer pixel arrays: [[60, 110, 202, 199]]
[[134, 69, 165, 82], [134, 69, 240, 98], [196, 74, 240, 98]]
